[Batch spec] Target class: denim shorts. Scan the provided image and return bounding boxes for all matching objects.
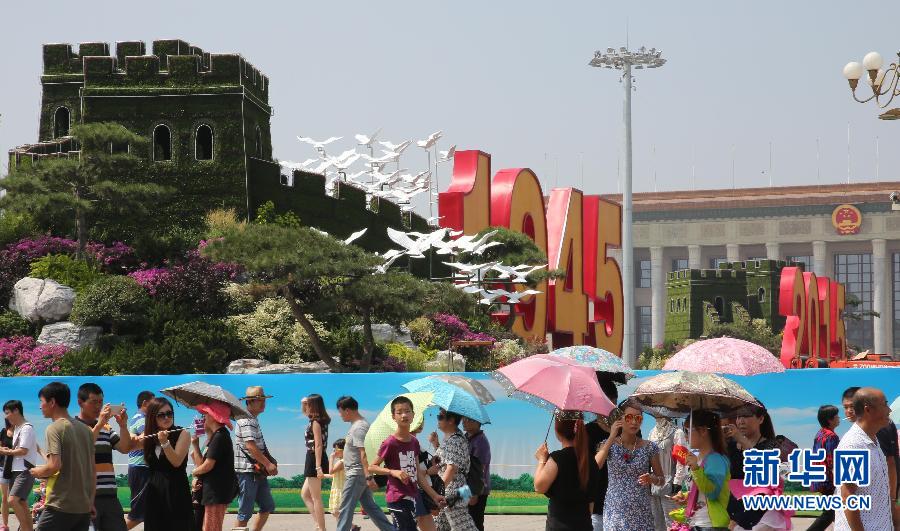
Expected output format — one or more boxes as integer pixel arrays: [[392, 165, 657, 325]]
[[236, 472, 276, 521]]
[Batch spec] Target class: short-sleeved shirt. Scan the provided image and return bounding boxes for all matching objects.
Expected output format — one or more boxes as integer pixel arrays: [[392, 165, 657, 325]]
[[436, 431, 470, 490], [201, 426, 237, 506], [876, 421, 900, 489], [811, 427, 840, 493], [128, 412, 147, 467], [75, 416, 121, 497], [585, 422, 611, 515], [45, 416, 95, 514], [343, 419, 370, 477], [234, 416, 266, 474], [466, 431, 491, 495], [834, 423, 892, 531], [378, 434, 421, 503], [11, 423, 39, 472], [546, 446, 600, 530]]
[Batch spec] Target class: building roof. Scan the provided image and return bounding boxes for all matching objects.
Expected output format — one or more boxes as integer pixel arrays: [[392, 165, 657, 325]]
[[599, 181, 899, 221]]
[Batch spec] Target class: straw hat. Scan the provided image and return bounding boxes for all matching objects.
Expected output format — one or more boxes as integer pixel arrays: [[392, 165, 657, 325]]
[[241, 386, 274, 401]]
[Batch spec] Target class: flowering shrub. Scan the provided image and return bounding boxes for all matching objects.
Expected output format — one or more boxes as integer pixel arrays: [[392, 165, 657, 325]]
[[0, 236, 135, 302], [0, 336, 66, 376], [421, 313, 497, 349], [492, 339, 527, 367], [226, 297, 327, 363], [128, 268, 171, 297], [128, 250, 241, 317]]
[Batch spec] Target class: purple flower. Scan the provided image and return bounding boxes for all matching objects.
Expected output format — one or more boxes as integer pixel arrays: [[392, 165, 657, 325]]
[[127, 250, 241, 316], [0, 336, 66, 376]]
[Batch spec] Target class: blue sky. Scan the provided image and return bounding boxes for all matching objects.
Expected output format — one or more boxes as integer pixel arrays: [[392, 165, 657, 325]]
[[2, 0, 900, 210], [3, 370, 896, 479]]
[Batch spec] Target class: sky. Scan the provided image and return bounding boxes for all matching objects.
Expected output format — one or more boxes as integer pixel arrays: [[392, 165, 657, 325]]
[[2, 0, 900, 205]]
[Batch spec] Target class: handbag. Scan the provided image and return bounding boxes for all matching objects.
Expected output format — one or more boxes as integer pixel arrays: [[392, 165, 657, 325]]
[[239, 444, 278, 477]]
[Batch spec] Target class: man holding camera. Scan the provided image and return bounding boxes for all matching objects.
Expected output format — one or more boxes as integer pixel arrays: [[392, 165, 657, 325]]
[[234, 386, 278, 531], [75, 382, 132, 531]]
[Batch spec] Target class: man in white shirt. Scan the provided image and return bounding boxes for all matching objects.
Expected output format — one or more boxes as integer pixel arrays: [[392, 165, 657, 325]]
[[0, 399, 39, 531], [834, 387, 896, 531]]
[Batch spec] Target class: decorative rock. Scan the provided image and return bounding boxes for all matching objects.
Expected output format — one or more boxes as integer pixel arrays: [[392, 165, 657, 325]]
[[226, 358, 272, 374], [226, 358, 331, 374], [424, 350, 466, 372], [257, 361, 331, 374], [37, 322, 102, 350], [9, 277, 76, 323], [351, 323, 416, 348]]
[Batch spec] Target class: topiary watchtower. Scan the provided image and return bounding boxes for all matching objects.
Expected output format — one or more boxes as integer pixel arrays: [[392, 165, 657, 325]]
[[11, 39, 277, 225]]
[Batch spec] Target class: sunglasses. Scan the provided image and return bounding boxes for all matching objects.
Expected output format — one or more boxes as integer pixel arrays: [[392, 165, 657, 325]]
[[156, 411, 175, 419], [623, 414, 643, 424]]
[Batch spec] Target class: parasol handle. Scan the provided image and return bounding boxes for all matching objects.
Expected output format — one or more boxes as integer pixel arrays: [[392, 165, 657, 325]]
[[544, 412, 554, 442], [136, 429, 181, 441]]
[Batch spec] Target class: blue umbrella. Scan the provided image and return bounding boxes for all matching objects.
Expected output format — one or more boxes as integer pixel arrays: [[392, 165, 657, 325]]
[[548, 345, 636, 382], [403, 377, 491, 424]]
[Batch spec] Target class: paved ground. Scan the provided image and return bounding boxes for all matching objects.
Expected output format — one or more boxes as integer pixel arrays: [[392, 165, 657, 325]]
[[5, 513, 820, 530]]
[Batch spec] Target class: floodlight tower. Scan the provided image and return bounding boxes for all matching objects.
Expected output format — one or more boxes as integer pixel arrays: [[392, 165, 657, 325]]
[[589, 46, 666, 367]]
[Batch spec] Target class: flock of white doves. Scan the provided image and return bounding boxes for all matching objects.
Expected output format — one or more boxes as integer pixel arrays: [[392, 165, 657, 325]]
[[312, 226, 545, 306], [281, 129, 455, 216]]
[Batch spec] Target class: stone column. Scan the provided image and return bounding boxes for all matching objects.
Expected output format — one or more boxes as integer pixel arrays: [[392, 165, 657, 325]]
[[765, 242, 781, 260], [650, 246, 666, 347], [872, 239, 890, 355], [812, 241, 828, 277], [609, 247, 623, 268], [688, 245, 702, 269], [726, 243, 740, 263]]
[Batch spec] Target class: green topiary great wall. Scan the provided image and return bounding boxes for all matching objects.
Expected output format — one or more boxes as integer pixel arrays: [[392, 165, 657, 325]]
[[8, 39, 426, 255]]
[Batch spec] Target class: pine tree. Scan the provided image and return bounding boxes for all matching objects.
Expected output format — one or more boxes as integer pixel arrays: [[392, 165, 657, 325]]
[[0, 122, 171, 256]]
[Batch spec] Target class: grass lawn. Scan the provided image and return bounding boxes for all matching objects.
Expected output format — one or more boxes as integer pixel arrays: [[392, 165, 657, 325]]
[[112, 488, 550, 514], [109, 488, 834, 516]]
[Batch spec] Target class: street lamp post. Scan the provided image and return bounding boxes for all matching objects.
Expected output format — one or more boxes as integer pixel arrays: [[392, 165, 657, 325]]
[[589, 46, 665, 367], [843, 51, 900, 120]]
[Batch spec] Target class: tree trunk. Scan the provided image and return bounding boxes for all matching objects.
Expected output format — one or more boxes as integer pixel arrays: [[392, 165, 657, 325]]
[[360, 308, 375, 372], [281, 287, 344, 372], [74, 193, 87, 259]]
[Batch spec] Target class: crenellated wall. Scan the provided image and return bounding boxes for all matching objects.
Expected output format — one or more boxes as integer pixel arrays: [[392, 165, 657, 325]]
[[41, 40, 268, 103]]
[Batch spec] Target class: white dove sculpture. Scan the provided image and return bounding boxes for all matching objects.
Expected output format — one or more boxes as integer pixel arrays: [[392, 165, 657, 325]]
[[297, 136, 342, 149], [343, 228, 367, 245], [438, 145, 456, 162], [379, 140, 412, 154], [355, 128, 382, 147], [504, 289, 543, 304], [416, 130, 443, 150]]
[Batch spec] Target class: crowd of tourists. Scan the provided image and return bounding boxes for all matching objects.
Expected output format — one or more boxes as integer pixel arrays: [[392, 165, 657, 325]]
[[0, 383, 494, 531], [532, 380, 899, 531], [0, 379, 896, 530]]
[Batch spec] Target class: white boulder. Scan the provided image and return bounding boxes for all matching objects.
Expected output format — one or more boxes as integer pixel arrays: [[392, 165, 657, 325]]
[[9, 277, 76, 323], [424, 350, 466, 372], [37, 322, 102, 350]]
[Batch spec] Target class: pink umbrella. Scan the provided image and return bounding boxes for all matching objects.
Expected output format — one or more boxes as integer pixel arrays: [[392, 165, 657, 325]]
[[662, 337, 784, 376], [492, 354, 616, 416]]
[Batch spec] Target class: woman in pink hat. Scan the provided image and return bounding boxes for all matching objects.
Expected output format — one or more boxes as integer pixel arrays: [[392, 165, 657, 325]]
[[190, 401, 237, 531]]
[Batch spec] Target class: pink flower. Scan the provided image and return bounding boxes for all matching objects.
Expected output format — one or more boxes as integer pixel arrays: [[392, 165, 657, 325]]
[[0, 336, 66, 376]]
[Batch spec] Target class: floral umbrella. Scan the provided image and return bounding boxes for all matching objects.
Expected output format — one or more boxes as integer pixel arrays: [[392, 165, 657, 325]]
[[548, 345, 636, 382], [662, 337, 784, 376], [629, 370, 760, 417], [492, 354, 615, 416], [404, 374, 495, 404]]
